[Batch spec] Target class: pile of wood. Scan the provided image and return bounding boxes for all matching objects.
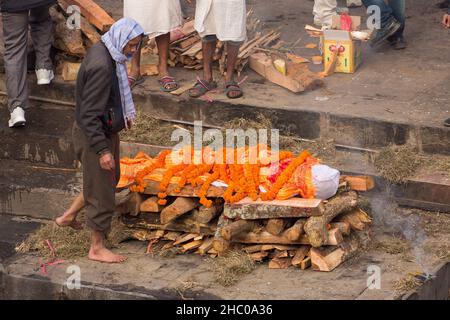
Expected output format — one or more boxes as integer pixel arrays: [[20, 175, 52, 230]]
[[117, 175, 374, 272], [49, 0, 115, 80]]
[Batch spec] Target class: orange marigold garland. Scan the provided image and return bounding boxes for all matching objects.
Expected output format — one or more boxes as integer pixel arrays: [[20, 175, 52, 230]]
[[130, 150, 171, 193]]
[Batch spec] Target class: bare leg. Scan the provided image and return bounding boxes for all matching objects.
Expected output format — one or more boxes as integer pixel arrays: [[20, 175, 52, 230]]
[[88, 230, 126, 263], [225, 42, 243, 98], [130, 45, 142, 80], [55, 194, 84, 230], [202, 40, 216, 82], [156, 33, 170, 77]]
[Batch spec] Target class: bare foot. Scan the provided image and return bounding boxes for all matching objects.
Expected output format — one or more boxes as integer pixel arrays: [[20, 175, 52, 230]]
[[88, 247, 127, 263], [55, 214, 84, 230]]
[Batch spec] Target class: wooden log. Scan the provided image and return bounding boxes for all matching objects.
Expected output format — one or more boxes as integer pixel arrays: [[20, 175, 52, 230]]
[[269, 257, 292, 269], [341, 175, 375, 192], [61, 62, 81, 81], [182, 41, 202, 57], [330, 222, 351, 236], [160, 197, 199, 224], [164, 231, 181, 241], [224, 197, 324, 220], [191, 202, 222, 224], [221, 220, 255, 241], [212, 215, 231, 255], [310, 238, 359, 272], [50, 7, 86, 56], [291, 246, 310, 267], [121, 192, 144, 216], [143, 179, 225, 197], [250, 251, 269, 262], [140, 196, 164, 213], [64, 0, 115, 32], [173, 233, 199, 246], [181, 240, 203, 252], [304, 191, 358, 248], [272, 250, 289, 259], [300, 257, 311, 270], [327, 228, 344, 246], [337, 209, 372, 231], [265, 219, 287, 236], [283, 218, 306, 241], [232, 229, 342, 246], [198, 238, 214, 255]]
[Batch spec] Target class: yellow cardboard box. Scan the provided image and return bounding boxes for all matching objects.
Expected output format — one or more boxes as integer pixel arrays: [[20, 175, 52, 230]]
[[323, 29, 362, 74]]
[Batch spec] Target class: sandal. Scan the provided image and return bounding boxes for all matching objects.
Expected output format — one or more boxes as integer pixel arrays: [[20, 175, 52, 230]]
[[159, 76, 179, 92], [128, 75, 145, 89], [225, 81, 243, 99], [188, 79, 217, 98]]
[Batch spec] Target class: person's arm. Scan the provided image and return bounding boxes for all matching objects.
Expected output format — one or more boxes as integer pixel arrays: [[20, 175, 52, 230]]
[[77, 63, 112, 155]]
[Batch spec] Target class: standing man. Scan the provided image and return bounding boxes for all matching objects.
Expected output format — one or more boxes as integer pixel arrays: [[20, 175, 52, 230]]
[[362, 0, 406, 49], [124, 0, 183, 92], [189, 0, 246, 99], [313, 0, 362, 29], [56, 18, 144, 263], [1, 0, 56, 128]]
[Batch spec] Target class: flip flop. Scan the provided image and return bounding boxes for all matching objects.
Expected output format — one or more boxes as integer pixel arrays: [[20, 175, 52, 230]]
[[55, 217, 84, 231], [188, 79, 217, 98], [225, 81, 243, 99], [128, 75, 145, 89], [159, 76, 179, 92]]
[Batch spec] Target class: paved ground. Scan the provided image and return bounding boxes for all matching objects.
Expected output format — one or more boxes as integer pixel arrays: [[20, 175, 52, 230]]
[[95, 0, 450, 128]]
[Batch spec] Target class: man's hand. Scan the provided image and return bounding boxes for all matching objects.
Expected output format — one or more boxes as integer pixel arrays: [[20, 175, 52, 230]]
[[99, 151, 115, 171], [442, 14, 450, 28]]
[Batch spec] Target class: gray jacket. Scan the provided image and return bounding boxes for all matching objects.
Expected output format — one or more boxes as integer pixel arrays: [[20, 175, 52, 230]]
[[0, 0, 56, 12]]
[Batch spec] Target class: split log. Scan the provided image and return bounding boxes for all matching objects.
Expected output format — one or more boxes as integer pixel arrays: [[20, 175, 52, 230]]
[[224, 197, 324, 220], [269, 257, 292, 269], [198, 238, 214, 255], [174, 233, 199, 246], [221, 220, 256, 241], [304, 191, 358, 248], [164, 231, 181, 241], [50, 7, 86, 56], [310, 237, 359, 272], [61, 62, 81, 81], [64, 0, 115, 32], [272, 250, 289, 259], [232, 229, 343, 246], [337, 208, 372, 231], [265, 219, 287, 236], [300, 257, 311, 270], [341, 175, 375, 192], [212, 215, 231, 255], [182, 240, 203, 252], [291, 246, 310, 267], [250, 251, 269, 262], [191, 202, 222, 224], [330, 222, 351, 236], [160, 197, 199, 224], [283, 218, 306, 241], [140, 196, 164, 213]]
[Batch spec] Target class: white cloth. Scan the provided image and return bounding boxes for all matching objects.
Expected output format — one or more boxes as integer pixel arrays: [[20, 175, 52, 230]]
[[311, 164, 340, 200], [123, 0, 182, 39], [313, 0, 337, 28], [194, 0, 247, 42]]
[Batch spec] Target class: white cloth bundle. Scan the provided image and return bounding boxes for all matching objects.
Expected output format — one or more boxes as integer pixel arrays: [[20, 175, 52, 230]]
[[124, 0, 182, 39], [194, 0, 247, 42]]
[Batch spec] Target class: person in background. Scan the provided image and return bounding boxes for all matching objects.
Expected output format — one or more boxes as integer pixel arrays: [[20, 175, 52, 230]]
[[55, 18, 144, 263], [362, 0, 406, 49], [189, 0, 246, 99], [124, 0, 183, 92], [313, 0, 362, 29], [1, 0, 55, 128]]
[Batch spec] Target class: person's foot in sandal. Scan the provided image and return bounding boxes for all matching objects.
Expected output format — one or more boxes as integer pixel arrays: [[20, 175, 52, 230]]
[[159, 76, 179, 92], [128, 75, 144, 89], [225, 81, 243, 99], [189, 79, 217, 98]]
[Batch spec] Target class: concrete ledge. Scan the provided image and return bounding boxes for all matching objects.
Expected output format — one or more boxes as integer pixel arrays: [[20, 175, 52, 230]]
[[402, 262, 450, 300]]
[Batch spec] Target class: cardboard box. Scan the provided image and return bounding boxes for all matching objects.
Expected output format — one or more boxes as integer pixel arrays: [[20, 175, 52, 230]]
[[322, 15, 363, 74]]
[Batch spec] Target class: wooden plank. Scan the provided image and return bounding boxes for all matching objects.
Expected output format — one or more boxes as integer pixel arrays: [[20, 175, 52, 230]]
[[140, 196, 164, 213], [160, 197, 199, 224], [164, 231, 181, 241], [224, 197, 324, 219], [61, 62, 81, 81], [198, 238, 214, 255], [232, 229, 342, 246], [173, 233, 199, 246], [143, 179, 225, 197], [291, 246, 310, 266], [341, 175, 375, 192], [170, 82, 195, 96], [181, 41, 202, 57], [181, 240, 203, 252], [272, 250, 289, 259], [221, 220, 256, 241], [64, 0, 115, 32], [265, 219, 287, 235]]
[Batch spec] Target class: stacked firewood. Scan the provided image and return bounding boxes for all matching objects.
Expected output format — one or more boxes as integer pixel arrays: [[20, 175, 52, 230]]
[[117, 175, 373, 272]]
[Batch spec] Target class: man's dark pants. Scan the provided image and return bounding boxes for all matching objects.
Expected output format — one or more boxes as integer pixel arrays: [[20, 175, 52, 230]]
[[363, 0, 405, 39]]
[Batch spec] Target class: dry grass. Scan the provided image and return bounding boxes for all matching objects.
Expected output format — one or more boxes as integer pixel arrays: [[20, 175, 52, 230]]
[[373, 236, 411, 255], [209, 250, 255, 287], [435, 244, 450, 261], [16, 214, 128, 260], [373, 145, 423, 184], [393, 274, 422, 296]]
